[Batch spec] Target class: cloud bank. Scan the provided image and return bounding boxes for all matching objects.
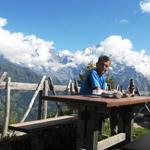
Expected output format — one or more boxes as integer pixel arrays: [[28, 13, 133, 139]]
[[140, 0, 150, 13], [0, 17, 7, 27], [0, 17, 150, 78], [0, 17, 54, 68]]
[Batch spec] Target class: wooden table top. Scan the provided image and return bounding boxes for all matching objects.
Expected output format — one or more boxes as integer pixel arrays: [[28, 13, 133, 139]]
[[43, 95, 150, 107]]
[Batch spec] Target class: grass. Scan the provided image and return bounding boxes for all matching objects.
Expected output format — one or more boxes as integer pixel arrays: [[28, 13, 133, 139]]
[[134, 127, 150, 139], [103, 118, 150, 139], [52, 107, 150, 141]]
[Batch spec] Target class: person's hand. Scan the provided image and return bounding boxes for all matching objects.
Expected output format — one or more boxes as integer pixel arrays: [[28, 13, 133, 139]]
[[92, 89, 103, 95]]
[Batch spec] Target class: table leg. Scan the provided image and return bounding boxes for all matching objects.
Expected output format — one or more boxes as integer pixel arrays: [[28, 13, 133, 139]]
[[118, 108, 124, 133], [123, 106, 134, 142], [110, 107, 120, 135], [118, 106, 134, 143], [85, 107, 100, 150], [76, 105, 88, 150], [76, 106, 101, 150]]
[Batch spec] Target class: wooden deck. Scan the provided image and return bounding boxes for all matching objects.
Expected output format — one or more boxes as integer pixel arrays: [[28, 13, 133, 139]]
[[123, 133, 150, 150]]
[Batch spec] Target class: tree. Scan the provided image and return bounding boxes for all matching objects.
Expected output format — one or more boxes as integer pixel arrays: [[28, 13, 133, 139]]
[[105, 74, 116, 90], [79, 61, 96, 81]]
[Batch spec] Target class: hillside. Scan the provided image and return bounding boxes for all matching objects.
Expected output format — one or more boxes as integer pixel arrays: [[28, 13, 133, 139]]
[[0, 58, 43, 123], [0, 55, 150, 125], [0, 57, 41, 82]]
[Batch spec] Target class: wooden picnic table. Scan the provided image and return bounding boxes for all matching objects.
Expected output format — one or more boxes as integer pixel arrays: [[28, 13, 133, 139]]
[[43, 95, 150, 150]]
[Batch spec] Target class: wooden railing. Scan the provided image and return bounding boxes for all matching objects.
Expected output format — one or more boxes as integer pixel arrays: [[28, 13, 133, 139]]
[[0, 72, 79, 138]]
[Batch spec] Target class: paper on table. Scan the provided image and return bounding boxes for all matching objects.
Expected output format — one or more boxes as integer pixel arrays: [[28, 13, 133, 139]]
[[101, 91, 123, 98], [92, 90, 103, 95]]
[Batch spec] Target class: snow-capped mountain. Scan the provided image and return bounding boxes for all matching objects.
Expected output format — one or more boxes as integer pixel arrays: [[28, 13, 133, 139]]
[[1, 33, 150, 91], [109, 62, 150, 91], [28, 43, 150, 91], [41, 57, 150, 91]]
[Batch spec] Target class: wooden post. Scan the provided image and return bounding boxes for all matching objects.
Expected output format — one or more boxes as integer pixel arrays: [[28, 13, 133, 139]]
[[85, 106, 100, 150], [124, 106, 134, 142], [43, 80, 48, 119], [65, 79, 72, 94], [76, 105, 87, 150], [48, 77, 63, 117], [110, 108, 119, 136], [118, 106, 134, 143], [74, 80, 79, 94], [37, 90, 43, 120], [2, 77, 11, 137], [70, 81, 75, 95], [0, 72, 8, 83], [21, 76, 46, 122]]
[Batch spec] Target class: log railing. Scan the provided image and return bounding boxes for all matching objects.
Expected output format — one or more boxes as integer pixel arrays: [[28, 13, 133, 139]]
[[0, 72, 79, 137]]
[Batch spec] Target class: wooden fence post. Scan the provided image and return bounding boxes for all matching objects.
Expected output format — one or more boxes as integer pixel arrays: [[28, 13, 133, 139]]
[[70, 81, 75, 95], [37, 90, 43, 120], [20, 76, 46, 122], [2, 77, 11, 137], [43, 80, 48, 119], [0, 72, 8, 83], [66, 79, 72, 94], [48, 77, 63, 117], [74, 80, 79, 94]]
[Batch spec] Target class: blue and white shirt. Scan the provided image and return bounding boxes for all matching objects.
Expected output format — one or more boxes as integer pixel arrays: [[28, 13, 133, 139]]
[[80, 68, 106, 95]]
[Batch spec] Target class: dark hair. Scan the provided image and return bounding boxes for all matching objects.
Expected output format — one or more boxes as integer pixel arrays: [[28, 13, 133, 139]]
[[97, 55, 110, 63]]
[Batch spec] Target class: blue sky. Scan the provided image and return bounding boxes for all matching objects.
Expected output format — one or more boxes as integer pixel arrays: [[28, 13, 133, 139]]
[[1, 0, 150, 77], [0, 0, 150, 53]]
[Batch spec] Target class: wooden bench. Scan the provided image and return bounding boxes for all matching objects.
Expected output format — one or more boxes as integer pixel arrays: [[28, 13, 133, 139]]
[[122, 132, 150, 150], [9, 115, 77, 150], [9, 115, 77, 133]]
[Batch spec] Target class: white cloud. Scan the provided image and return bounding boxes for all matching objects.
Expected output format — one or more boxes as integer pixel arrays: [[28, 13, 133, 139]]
[[119, 19, 129, 24], [0, 17, 54, 68], [62, 35, 150, 78], [58, 49, 73, 57], [0, 17, 7, 27], [1, 17, 150, 79], [140, 0, 150, 13], [96, 35, 150, 77]]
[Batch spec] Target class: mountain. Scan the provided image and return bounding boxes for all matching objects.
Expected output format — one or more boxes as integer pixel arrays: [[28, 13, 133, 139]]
[[0, 57, 42, 83], [1, 35, 150, 90], [47, 62, 150, 91], [1, 34, 150, 91], [1, 34, 150, 124], [0, 52, 150, 123], [0, 58, 43, 123], [109, 62, 150, 91], [27, 50, 150, 91]]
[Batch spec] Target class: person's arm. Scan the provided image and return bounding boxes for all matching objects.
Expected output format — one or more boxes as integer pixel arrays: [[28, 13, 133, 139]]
[[94, 86, 108, 94], [89, 70, 108, 94]]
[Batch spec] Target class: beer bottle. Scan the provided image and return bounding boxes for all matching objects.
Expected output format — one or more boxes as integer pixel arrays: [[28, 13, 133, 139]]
[[128, 79, 135, 96]]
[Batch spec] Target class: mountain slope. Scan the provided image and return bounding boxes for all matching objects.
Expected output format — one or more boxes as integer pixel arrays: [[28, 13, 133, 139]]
[[0, 55, 150, 123], [110, 62, 150, 91], [0, 58, 43, 123], [48, 63, 150, 91], [0, 57, 42, 82]]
